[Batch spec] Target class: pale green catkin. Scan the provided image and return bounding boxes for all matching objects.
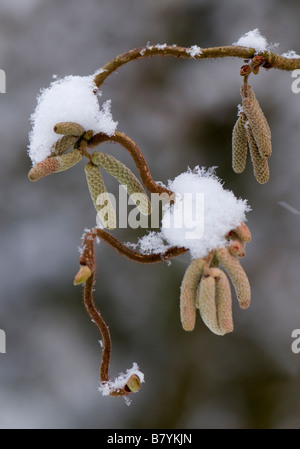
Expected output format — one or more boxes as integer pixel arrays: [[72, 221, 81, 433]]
[[50, 135, 79, 157], [84, 162, 117, 230], [53, 122, 85, 137], [232, 113, 248, 174], [28, 149, 83, 182], [180, 258, 205, 331], [241, 85, 272, 159], [209, 268, 234, 335], [92, 151, 151, 215], [245, 125, 270, 184], [215, 247, 251, 310]]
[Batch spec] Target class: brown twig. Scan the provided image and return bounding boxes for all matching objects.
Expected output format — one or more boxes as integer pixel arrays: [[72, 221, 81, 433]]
[[80, 227, 188, 265], [83, 272, 111, 382], [93, 45, 300, 91]]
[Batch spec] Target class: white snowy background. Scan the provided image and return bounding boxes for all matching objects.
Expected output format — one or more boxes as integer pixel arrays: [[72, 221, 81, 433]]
[[1, 0, 300, 429]]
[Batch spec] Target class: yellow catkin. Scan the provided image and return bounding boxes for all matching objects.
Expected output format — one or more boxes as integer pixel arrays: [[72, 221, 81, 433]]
[[180, 258, 205, 331], [84, 162, 117, 230], [246, 125, 270, 184], [241, 85, 272, 159], [232, 113, 248, 174], [209, 268, 234, 335], [50, 135, 79, 157], [215, 247, 251, 310], [197, 275, 223, 335], [28, 149, 83, 182], [53, 122, 85, 137], [92, 152, 151, 215]]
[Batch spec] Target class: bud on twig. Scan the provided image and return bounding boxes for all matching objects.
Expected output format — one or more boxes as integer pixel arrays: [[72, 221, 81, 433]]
[[84, 162, 117, 230], [73, 265, 92, 285], [92, 152, 151, 215]]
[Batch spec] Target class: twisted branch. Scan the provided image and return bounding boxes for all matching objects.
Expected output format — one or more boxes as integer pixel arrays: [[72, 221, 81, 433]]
[[94, 45, 300, 90]]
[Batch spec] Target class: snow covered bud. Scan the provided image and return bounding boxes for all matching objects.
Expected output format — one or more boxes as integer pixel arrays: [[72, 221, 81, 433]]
[[215, 247, 251, 309], [180, 258, 205, 331], [73, 265, 92, 286], [84, 162, 117, 230], [232, 113, 248, 174], [92, 152, 151, 216], [28, 148, 83, 182], [53, 122, 85, 137]]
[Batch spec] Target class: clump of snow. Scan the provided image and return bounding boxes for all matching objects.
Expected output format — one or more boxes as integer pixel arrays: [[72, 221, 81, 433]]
[[161, 167, 250, 260], [99, 363, 144, 404], [28, 75, 118, 164], [232, 29, 278, 52], [186, 45, 202, 58], [282, 50, 300, 59]]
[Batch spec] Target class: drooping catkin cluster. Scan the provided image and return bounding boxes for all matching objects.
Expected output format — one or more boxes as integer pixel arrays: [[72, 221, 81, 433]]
[[180, 222, 251, 335], [232, 85, 271, 184], [28, 121, 86, 181]]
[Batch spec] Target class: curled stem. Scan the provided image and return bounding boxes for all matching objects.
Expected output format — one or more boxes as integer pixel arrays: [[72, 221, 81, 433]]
[[93, 45, 300, 91]]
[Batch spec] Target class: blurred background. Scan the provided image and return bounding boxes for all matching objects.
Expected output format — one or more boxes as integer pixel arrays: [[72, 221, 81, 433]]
[[1, 0, 300, 429]]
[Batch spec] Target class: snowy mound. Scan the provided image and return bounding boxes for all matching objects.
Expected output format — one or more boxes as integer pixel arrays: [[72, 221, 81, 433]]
[[28, 75, 118, 164], [160, 167, 250, 259]]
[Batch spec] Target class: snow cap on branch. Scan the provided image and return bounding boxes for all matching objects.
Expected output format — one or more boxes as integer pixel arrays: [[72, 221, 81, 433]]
[[161, 167, 250, 259], [28, 75, 118, 164]]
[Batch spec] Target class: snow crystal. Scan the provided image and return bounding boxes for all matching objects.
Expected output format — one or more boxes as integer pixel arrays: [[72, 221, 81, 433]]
[[99, 363, 145, 400], [28, 75, 118, 164], [282, 50, 300, 59], [130, 231, 171, 255], [161, 167, 250, 260], [232, 29, 277, 52], [186, 45, 202, 58], [155, 43, 167, 50]]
